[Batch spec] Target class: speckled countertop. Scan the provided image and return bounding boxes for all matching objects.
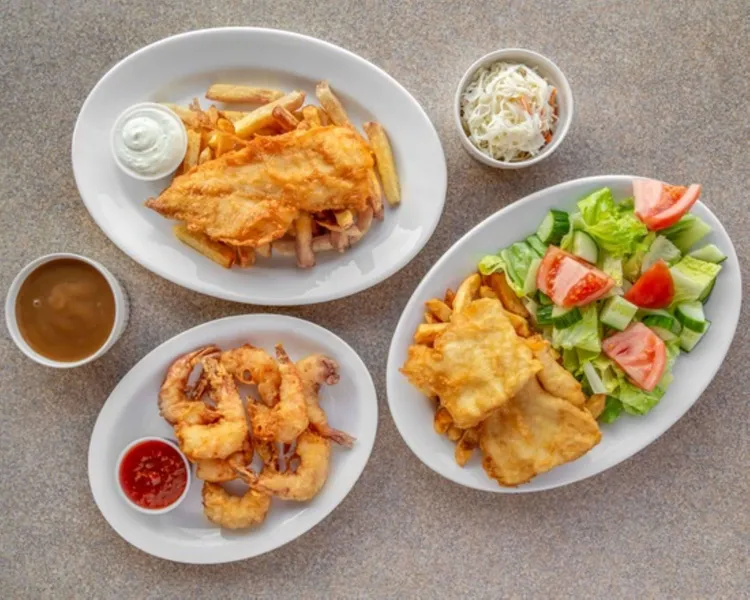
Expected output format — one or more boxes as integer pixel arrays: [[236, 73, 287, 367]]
[[2, 1, 749, 597]]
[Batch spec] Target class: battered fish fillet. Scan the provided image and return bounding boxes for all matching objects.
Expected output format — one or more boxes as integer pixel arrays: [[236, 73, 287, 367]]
[[400, 298, 542, 429], [479, 376, 601, 487], [146, 126, 375, 247], [531, 341, 587, 408]]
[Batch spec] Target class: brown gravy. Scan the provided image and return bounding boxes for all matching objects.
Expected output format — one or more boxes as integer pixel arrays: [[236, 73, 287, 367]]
[[15, 258, 116, 362]]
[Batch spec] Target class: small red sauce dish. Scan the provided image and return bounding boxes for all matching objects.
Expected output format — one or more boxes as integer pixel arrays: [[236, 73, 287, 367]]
[[116, 437, 191, 514]]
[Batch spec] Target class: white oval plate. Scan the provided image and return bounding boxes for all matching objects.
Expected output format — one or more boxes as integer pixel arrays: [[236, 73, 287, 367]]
[[72, 28, 446, 305], [89, 315, 377, 563], [387, 175, 742, 493]]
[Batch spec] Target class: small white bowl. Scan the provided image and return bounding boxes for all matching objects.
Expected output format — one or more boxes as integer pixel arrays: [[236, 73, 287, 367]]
[[454, 48, 574, 169], [110, 102, 187, 181], [5, 253, 129, 368], [116, 437, 192, 515]]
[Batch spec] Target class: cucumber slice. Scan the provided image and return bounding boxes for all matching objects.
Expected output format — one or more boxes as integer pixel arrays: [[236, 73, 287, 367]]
[[522, 258, 541, 295], [679, 320, 710, 352], [698, 277, 716, 303], [600, 296, 638, 331], [675, 301, 706, 332], [642, 235, 682, 272], [537, 291, 553, 306], [536, 210, 570, 245], [535, 304, 554, 326], [670, 256, 722, 304], [550, 306, 583, 329], [641, 314, 677, 331], [664, 215, 712, 252], [525, 234, 548, 257], [688, 244, 727, 264], [650, 326, 678, 342], [572, 230, 599, 264]]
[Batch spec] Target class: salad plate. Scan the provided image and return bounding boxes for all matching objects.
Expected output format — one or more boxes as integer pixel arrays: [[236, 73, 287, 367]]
[[72, 27, 446, 305], [386, 175, 741, 492]]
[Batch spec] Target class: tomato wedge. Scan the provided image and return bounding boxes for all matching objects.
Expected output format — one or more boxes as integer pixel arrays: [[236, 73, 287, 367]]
[[624, 260, 674, 309], [603, 323, 666, 391], [537, 246, 615, 307], [634, 179, 702, 231]]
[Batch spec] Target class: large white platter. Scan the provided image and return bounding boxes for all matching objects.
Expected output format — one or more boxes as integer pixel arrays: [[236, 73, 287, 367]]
[[387, 175, 741, 493], [88, 315, 377, 563], [72, 28, 446, 305]]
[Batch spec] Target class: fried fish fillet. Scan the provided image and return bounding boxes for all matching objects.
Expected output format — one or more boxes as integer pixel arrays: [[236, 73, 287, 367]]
[[528, 339, 587, 408], [479, 376, 601, 487], [146, 126, 375, 247], [400, 298, 542, 428]]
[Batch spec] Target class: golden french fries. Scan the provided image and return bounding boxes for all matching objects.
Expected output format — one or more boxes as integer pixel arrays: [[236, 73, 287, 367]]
[[233, 91, 306, 138], [444, 288, 455, 309], [367, 169, 384, 220], [453, 273, 481, 313], [425, 299, 452, 322], [479, 285, 498, 299], [363, 122, 400, 206], [173, 224, 234, 268], [586, 394, 607, 419], [206, 84, 284, 105], [220, 110, 248, 123], [272, 105, 300, 132], [487, 273, 529, 317], [182, 130, 202, 173], [455, 428, 479, 467], [315, 81, 350, 127], [294, 213, 315, 268], [433, 407, 453, 434], [424, 311, 438, 324], [414, 323, 448, 345], [235, 246, 256, 268], [334, 209, 354, 230], [198, 146, 213, 165], [256, 244, 272, 258]]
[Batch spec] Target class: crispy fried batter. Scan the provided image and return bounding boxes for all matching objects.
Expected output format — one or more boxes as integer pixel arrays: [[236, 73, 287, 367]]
[[400, 298, 541, 428], [479, 376, 601, 487], [146, 126, 375, 247]]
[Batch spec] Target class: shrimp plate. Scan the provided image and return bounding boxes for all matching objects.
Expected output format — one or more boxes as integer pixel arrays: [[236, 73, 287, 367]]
[[88, 315, 377, 564]]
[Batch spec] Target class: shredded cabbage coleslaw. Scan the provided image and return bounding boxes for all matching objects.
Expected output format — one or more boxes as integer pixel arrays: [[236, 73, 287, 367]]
[[460, 62, 557, 162]]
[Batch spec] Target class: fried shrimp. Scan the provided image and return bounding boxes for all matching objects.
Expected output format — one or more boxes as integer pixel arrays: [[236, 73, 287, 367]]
[[220, 344, 281, 407], [248, 345, 309, 443], [175, 359, 249, 460], [238, 430, 330, 501], [297, 354, 355, 447], [195, 437, 254, 483], [202, 482, 271, 529], [158, 346, 220, 425]]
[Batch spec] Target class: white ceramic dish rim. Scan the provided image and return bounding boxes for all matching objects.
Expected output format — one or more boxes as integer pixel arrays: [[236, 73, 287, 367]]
[[454, 48, 574, 169], [4, 252, 127, 368], [110, 102, 188, 181], [71, 27, 447, 306], [115, 436, 192, 515], [386, 174, 742, 492], [88, 313, 379, 563]]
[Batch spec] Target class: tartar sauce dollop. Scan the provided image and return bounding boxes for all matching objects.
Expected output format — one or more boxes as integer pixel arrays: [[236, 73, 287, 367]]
[[112, 103, 186, 179]]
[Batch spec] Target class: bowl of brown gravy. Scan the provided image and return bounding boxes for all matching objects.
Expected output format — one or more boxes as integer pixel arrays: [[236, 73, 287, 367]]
[[5, 254, 128, 367]]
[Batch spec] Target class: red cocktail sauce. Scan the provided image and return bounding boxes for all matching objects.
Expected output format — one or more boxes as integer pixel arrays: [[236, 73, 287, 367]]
[[119, 440, 187, 509]]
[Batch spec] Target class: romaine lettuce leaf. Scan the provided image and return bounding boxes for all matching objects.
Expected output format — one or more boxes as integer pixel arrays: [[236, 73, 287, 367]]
[[552, 305, 601, 353], [478, 254, 505, 276], [500, 242, 539, 295], [576, 188, 648, 256], [599, 396, 623, 423]]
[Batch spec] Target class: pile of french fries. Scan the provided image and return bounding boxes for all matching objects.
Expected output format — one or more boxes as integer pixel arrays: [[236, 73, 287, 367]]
[[414, 271, 607, 467], [161, 81, 401, 270]]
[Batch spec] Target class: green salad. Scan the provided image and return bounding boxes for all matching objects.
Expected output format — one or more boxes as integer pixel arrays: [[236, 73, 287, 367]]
[[478, 183, 724, 423]]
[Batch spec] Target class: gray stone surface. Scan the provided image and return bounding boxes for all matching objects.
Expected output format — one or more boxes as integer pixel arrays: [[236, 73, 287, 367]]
[[1, 1, 749, 597]]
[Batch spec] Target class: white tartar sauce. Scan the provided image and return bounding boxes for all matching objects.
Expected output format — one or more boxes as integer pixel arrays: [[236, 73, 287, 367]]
[[112, 104, 186, 178]]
